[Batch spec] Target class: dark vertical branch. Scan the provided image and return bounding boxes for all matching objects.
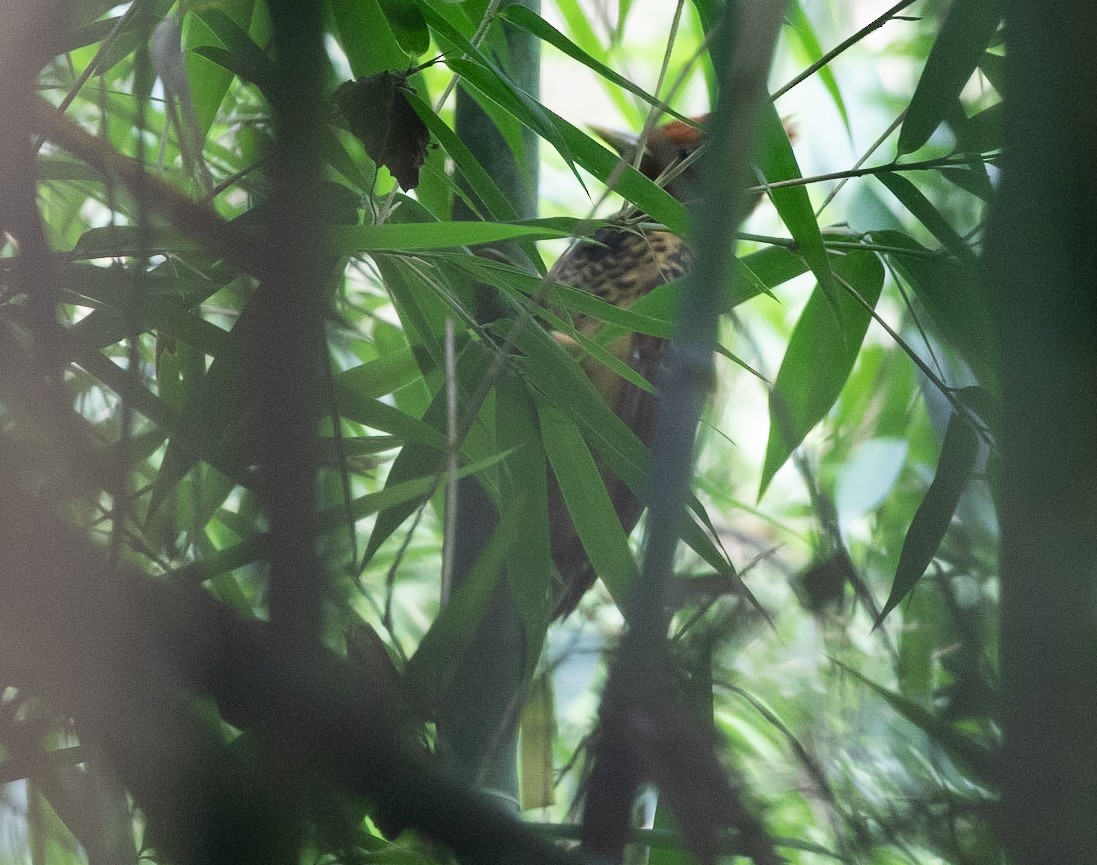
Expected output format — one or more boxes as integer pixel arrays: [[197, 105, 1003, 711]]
[[989, 2, 1097, 863], [258, 0, 330, 658], [580, 3, 786, 863], [254, 1, 332, 861], [438, 0, 540, 810], [0, 0, 69, 377]]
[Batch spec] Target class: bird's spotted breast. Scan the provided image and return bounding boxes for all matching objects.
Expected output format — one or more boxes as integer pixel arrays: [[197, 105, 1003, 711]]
[[548, 227, 691, 312]]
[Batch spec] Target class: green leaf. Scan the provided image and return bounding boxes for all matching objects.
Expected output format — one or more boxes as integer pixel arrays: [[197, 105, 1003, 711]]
[[978, 49, 1005, 93], [874, 229, 996, 388], [69, 299, 232, 357], [336, 347, 424, 400], [755, 101, 839, 312], [938, 164, 995, 202], [511, 319, 734, 580], [499, 5, 691, 125], [513, 321, 649, 491], [145, 304, 260, 517], [786, 0, 850, 136], [546, 111, 686, 234], [898, 0, 1002, 154], [735, 246, 810, 298], [538, 397, 638, 606], [950, 101, 1003, 156], [377, 0, 430, 57], [403, 500, 522, 715], [326, 220, 575, 253], [405, 92, 520, 222], [836, 662, 998, 787], [71, 225, 201, 259], [329, 0, 411, 76], [187, 453, 507, 582], [333, 390, 445, 449], [188, 13, 273, 98], [75, 349, 191, 458], [359, 340, 496, 567], [183, 0, 257, 133], [760, 250, 885, 497], [876, 171, 977, 265], [496, 373, 552, 678], [876, 414, 979, 626], [441, 252, 672, 338], [444, 55, 584, 188], [519, 671, 556, 811]]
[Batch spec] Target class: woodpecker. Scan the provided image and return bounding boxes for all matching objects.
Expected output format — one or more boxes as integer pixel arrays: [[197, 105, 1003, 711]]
[[548, 117, 705, 619]]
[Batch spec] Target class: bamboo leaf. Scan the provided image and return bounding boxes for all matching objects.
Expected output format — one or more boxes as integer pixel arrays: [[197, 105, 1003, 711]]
[[519, 671, 556, 810], [786, 0, 850, 135], [329, 0, 410, 76], [183, 0, 257, 132], [359, 340, 496, 567], [755, 101, 839, 312], [187, 453, 507, 582], [499, 5, 691, 125], [876, 414, 979, 626], [377, 0, 429, 57], [760, 250, 884, 497], [898, 0, 1002, 154], [538, 397, 638, 606], [496, 372, 553, 678], [876, 171, 977, 265], [406, 92, 520, 222], [403, 500, 522, 716], [836, 662, 998, 787], [327, 220, 576, 253], [874, 229, 996, 387]]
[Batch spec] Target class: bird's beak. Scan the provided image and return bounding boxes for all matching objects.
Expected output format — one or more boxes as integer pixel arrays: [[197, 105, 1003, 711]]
[[588, 125, 645, 160]]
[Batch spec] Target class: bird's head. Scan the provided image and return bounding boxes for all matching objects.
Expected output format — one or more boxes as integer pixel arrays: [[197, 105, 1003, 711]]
[[591, 115, 707, 203]]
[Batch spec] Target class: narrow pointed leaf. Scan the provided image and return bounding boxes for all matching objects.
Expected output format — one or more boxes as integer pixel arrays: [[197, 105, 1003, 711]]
[[499, 5, 691, 125], [519, 671, 556, 810], [186, 454, 507, 582], [876, 171, 976, 265], [330, 0, 410, 76], [760, 250, 884, 497], [183, 0, 257, 133], [496, 372, 553, 678], [360, 341, 495, 567], [405, 92, 520, 222], [786, 0, 850, 135], [898, 0, 1002, 154], [403, 499, 523, 715], [377, 0, 429, 57], [874, 229, 996, 387], [327, 220, 573, 254], [836, 662, 998, 787], [876, 414, 979, 626], [755, 101, 839, 312], [538, 397, 638, 606]]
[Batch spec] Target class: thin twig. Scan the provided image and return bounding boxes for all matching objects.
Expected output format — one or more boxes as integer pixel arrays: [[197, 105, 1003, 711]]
[[771, 0, 920, 102], [749, 150, 1000, 195], [816, 109, 907, 215], [628, 0, 687, 174], [836, 273, 996, 455], [441, 318, 458, 603], [734, 231, 950, 259]]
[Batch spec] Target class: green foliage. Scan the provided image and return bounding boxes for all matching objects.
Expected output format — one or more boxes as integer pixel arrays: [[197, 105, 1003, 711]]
[[0, 1, 1011, 864]]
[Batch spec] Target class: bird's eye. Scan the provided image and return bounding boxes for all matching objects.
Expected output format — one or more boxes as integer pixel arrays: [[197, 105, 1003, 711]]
[[678, 148, 693, 161]]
